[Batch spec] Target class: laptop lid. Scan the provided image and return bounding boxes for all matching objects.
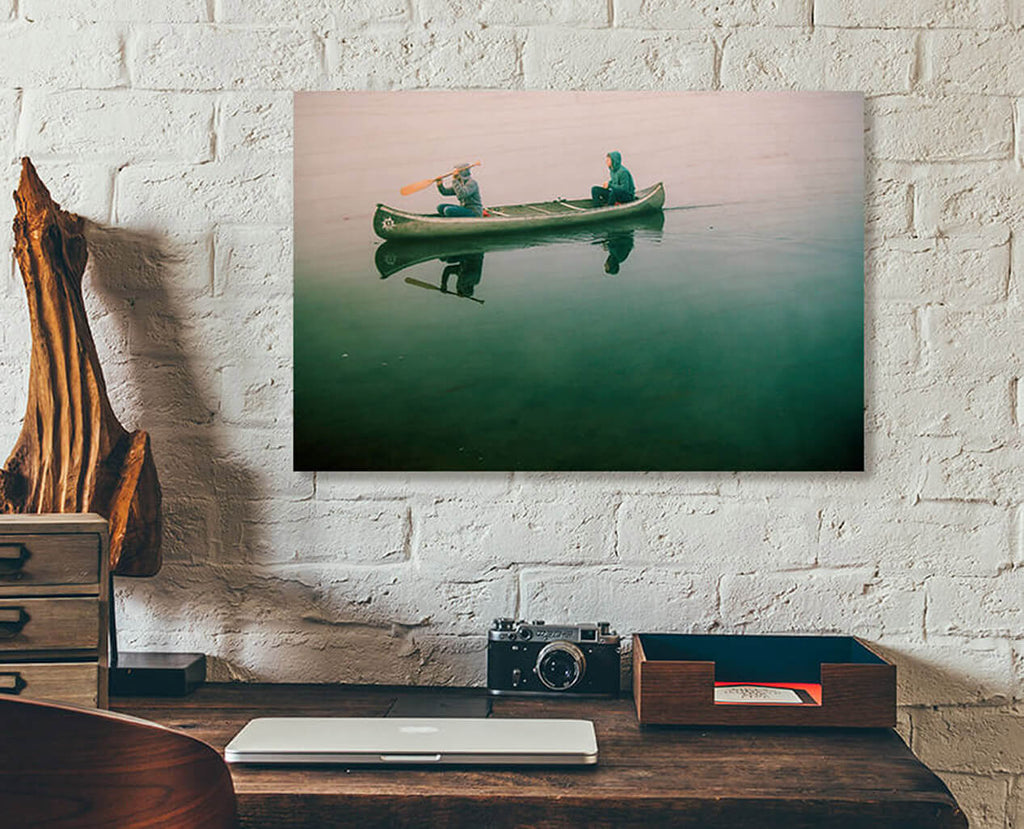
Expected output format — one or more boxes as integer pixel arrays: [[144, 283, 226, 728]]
[[224, 717, 598, 766]]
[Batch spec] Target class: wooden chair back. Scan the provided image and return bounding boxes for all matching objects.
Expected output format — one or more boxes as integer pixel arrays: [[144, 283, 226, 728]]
[[0, 694, 237, 828]]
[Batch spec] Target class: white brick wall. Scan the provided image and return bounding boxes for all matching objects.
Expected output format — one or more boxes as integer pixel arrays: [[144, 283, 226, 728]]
[[0, 2, 1022, 825]]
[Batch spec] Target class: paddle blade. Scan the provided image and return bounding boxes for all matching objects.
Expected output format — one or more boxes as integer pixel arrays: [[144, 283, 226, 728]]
[[400, 178, 438, 196]]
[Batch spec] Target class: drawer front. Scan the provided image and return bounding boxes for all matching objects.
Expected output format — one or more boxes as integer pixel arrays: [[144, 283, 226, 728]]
[[0, 662, 101, 708], [0, 597, 100, 654], [0, 533, 101, 595]]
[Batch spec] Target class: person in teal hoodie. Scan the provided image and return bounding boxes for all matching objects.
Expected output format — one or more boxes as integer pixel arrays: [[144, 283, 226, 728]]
[[437, 163, 483, 217], [591, 151, 636, 207]]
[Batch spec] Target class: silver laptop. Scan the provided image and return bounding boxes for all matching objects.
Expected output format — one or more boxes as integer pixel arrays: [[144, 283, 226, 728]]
[[224, 717, 598, 766]]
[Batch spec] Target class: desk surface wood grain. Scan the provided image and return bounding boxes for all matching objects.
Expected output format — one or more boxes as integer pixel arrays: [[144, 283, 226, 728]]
[[112, 684, 966, 829]]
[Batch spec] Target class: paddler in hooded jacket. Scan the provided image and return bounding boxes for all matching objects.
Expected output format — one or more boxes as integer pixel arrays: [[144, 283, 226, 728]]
[[591, 151, 636, 207], [437, 163, 484, 217]]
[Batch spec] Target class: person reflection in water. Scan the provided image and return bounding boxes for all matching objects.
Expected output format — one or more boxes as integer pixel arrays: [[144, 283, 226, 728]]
[[602, 231, 635, 275], [440, 253, 485, 297]]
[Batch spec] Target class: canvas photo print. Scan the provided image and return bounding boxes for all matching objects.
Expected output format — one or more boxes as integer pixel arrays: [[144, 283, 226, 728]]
[[294, 91, 864, 471]]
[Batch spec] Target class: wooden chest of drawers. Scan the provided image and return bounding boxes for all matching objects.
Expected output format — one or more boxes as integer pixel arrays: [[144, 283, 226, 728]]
[[0, 514, 109, 708]]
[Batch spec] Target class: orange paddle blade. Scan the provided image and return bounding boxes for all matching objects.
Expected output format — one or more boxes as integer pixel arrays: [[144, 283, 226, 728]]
[[400, 161, 480, 196]]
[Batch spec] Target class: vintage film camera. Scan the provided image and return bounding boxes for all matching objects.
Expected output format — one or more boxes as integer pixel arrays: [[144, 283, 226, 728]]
[[487, 619, 621, 697]]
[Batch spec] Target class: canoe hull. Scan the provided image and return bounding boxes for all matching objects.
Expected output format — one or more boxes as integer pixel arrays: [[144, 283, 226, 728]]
[[373, 183, 666, 240]]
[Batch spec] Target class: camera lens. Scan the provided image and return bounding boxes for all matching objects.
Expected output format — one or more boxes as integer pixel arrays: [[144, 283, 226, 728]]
[[535, 642, 586, 691]]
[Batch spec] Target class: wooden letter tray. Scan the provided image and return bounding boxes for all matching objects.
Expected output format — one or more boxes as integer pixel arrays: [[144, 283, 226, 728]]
[[633, 633, 895, 727]]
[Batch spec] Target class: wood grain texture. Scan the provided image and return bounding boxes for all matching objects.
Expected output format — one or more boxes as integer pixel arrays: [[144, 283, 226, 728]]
[[0, 662, 101, 707], [0, 694, 236, 828], [0, 596, 100, 653], [0, 532, 100, 596], [633, 635, 897, 728], [113, 684, 966, 829], [1, 160, 161, 577]]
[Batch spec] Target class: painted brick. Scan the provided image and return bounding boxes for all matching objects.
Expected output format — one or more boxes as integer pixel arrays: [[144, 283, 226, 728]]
[[935, 773, 1009, 829], [928, 572, 1024, 637], [1018, 100, 1024, 169], [217, 93, 292, 158], [868, 301, 920, 377], [920, 441, 1024, 505], [522, 29, 715, 89], [513, 470, 726, 497], [615, 0, 807, 27], [913, 706, 1024, 774], [871, 376, 1016, 448], [865, 161, 913, 239], [4, 161, 115, 223], [868, 95, 1013, 162], [20, 90, 213, 164], [131, 25, 322, 90], [213, 224, 291, 297], [156, 494, 218, 565], [420, 0, 610, 27], [616, 494, 816, 570], [0, 90, 17, 166], [0, 22, 123, 88], [720, 570, 926, 639], [818, 499, 1011, 574], [914, 164, 1024, 234], [128, 294, 290, 364], [722, 29, 914, 93], [115, 161, 291, 231], [215, 427, 314, 501], [21, 0, 205, 21], [876, 636, 1016, 705], [929, 31, 1024, 96], [315, 472, 514, 501], [240, 500, 410, 565], [520, 567, 719, 632], [220, 360, 291, 427], [925, 306, 1024, 377], [83, 225, 212, 298], [217, 0, 405, 27], [869, 231, 1010, 306], [814, 0, 1006, 29], [262, 562, 516, 636], [416, 494, 618, 574], [328, 29, 523, 90]]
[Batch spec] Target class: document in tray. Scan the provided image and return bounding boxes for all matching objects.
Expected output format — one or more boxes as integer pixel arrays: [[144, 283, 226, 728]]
[[714, 683, 821, 705]]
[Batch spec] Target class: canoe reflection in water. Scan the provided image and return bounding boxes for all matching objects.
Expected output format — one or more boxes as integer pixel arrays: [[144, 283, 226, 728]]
[[375, 211, 664, 297]]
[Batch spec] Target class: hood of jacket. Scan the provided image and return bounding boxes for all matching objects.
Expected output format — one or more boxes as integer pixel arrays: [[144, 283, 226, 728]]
[[607, 151, 622, 170]]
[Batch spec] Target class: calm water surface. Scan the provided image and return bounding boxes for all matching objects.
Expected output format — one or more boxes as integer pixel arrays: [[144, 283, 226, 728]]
[[294, 93, 863, 470]]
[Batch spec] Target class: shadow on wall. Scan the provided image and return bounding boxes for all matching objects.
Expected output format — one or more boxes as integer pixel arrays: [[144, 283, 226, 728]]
[[83, 220, 263, 678], [80, 221, 441, 682]]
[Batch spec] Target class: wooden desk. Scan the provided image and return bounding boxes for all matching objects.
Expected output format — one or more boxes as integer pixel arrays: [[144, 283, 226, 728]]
[[112, 684, 966, 829]]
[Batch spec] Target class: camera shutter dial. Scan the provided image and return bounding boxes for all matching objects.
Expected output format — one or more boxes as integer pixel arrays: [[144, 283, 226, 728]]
[[535, 641, 586, 691]]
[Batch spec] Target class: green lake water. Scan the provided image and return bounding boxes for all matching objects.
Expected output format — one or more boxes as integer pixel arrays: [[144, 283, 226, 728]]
[[294, 193, 863, 471]]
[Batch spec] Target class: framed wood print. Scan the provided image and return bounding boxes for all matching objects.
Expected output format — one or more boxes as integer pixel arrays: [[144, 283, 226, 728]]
[[293, 91, 864, 471]]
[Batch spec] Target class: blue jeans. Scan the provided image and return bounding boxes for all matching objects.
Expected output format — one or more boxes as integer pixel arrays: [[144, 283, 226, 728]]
[[438, 204, 477, 217]]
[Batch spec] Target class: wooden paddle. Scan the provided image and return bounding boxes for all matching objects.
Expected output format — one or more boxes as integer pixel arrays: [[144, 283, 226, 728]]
[[401, 162, 481, 196], [404, 277, 485, 304]]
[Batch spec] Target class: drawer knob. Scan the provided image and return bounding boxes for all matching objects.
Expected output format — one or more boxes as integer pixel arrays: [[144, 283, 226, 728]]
[[0, 544, 30, 579], [0, 607, 30, 638], [0, 672, 27, 695]]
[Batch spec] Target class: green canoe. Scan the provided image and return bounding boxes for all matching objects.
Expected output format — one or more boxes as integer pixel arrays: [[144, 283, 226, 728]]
[[373, 182, 666, 240]]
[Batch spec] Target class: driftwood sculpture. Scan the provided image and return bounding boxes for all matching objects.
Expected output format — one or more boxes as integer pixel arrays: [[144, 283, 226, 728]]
[[1, 158, 161, 576]]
